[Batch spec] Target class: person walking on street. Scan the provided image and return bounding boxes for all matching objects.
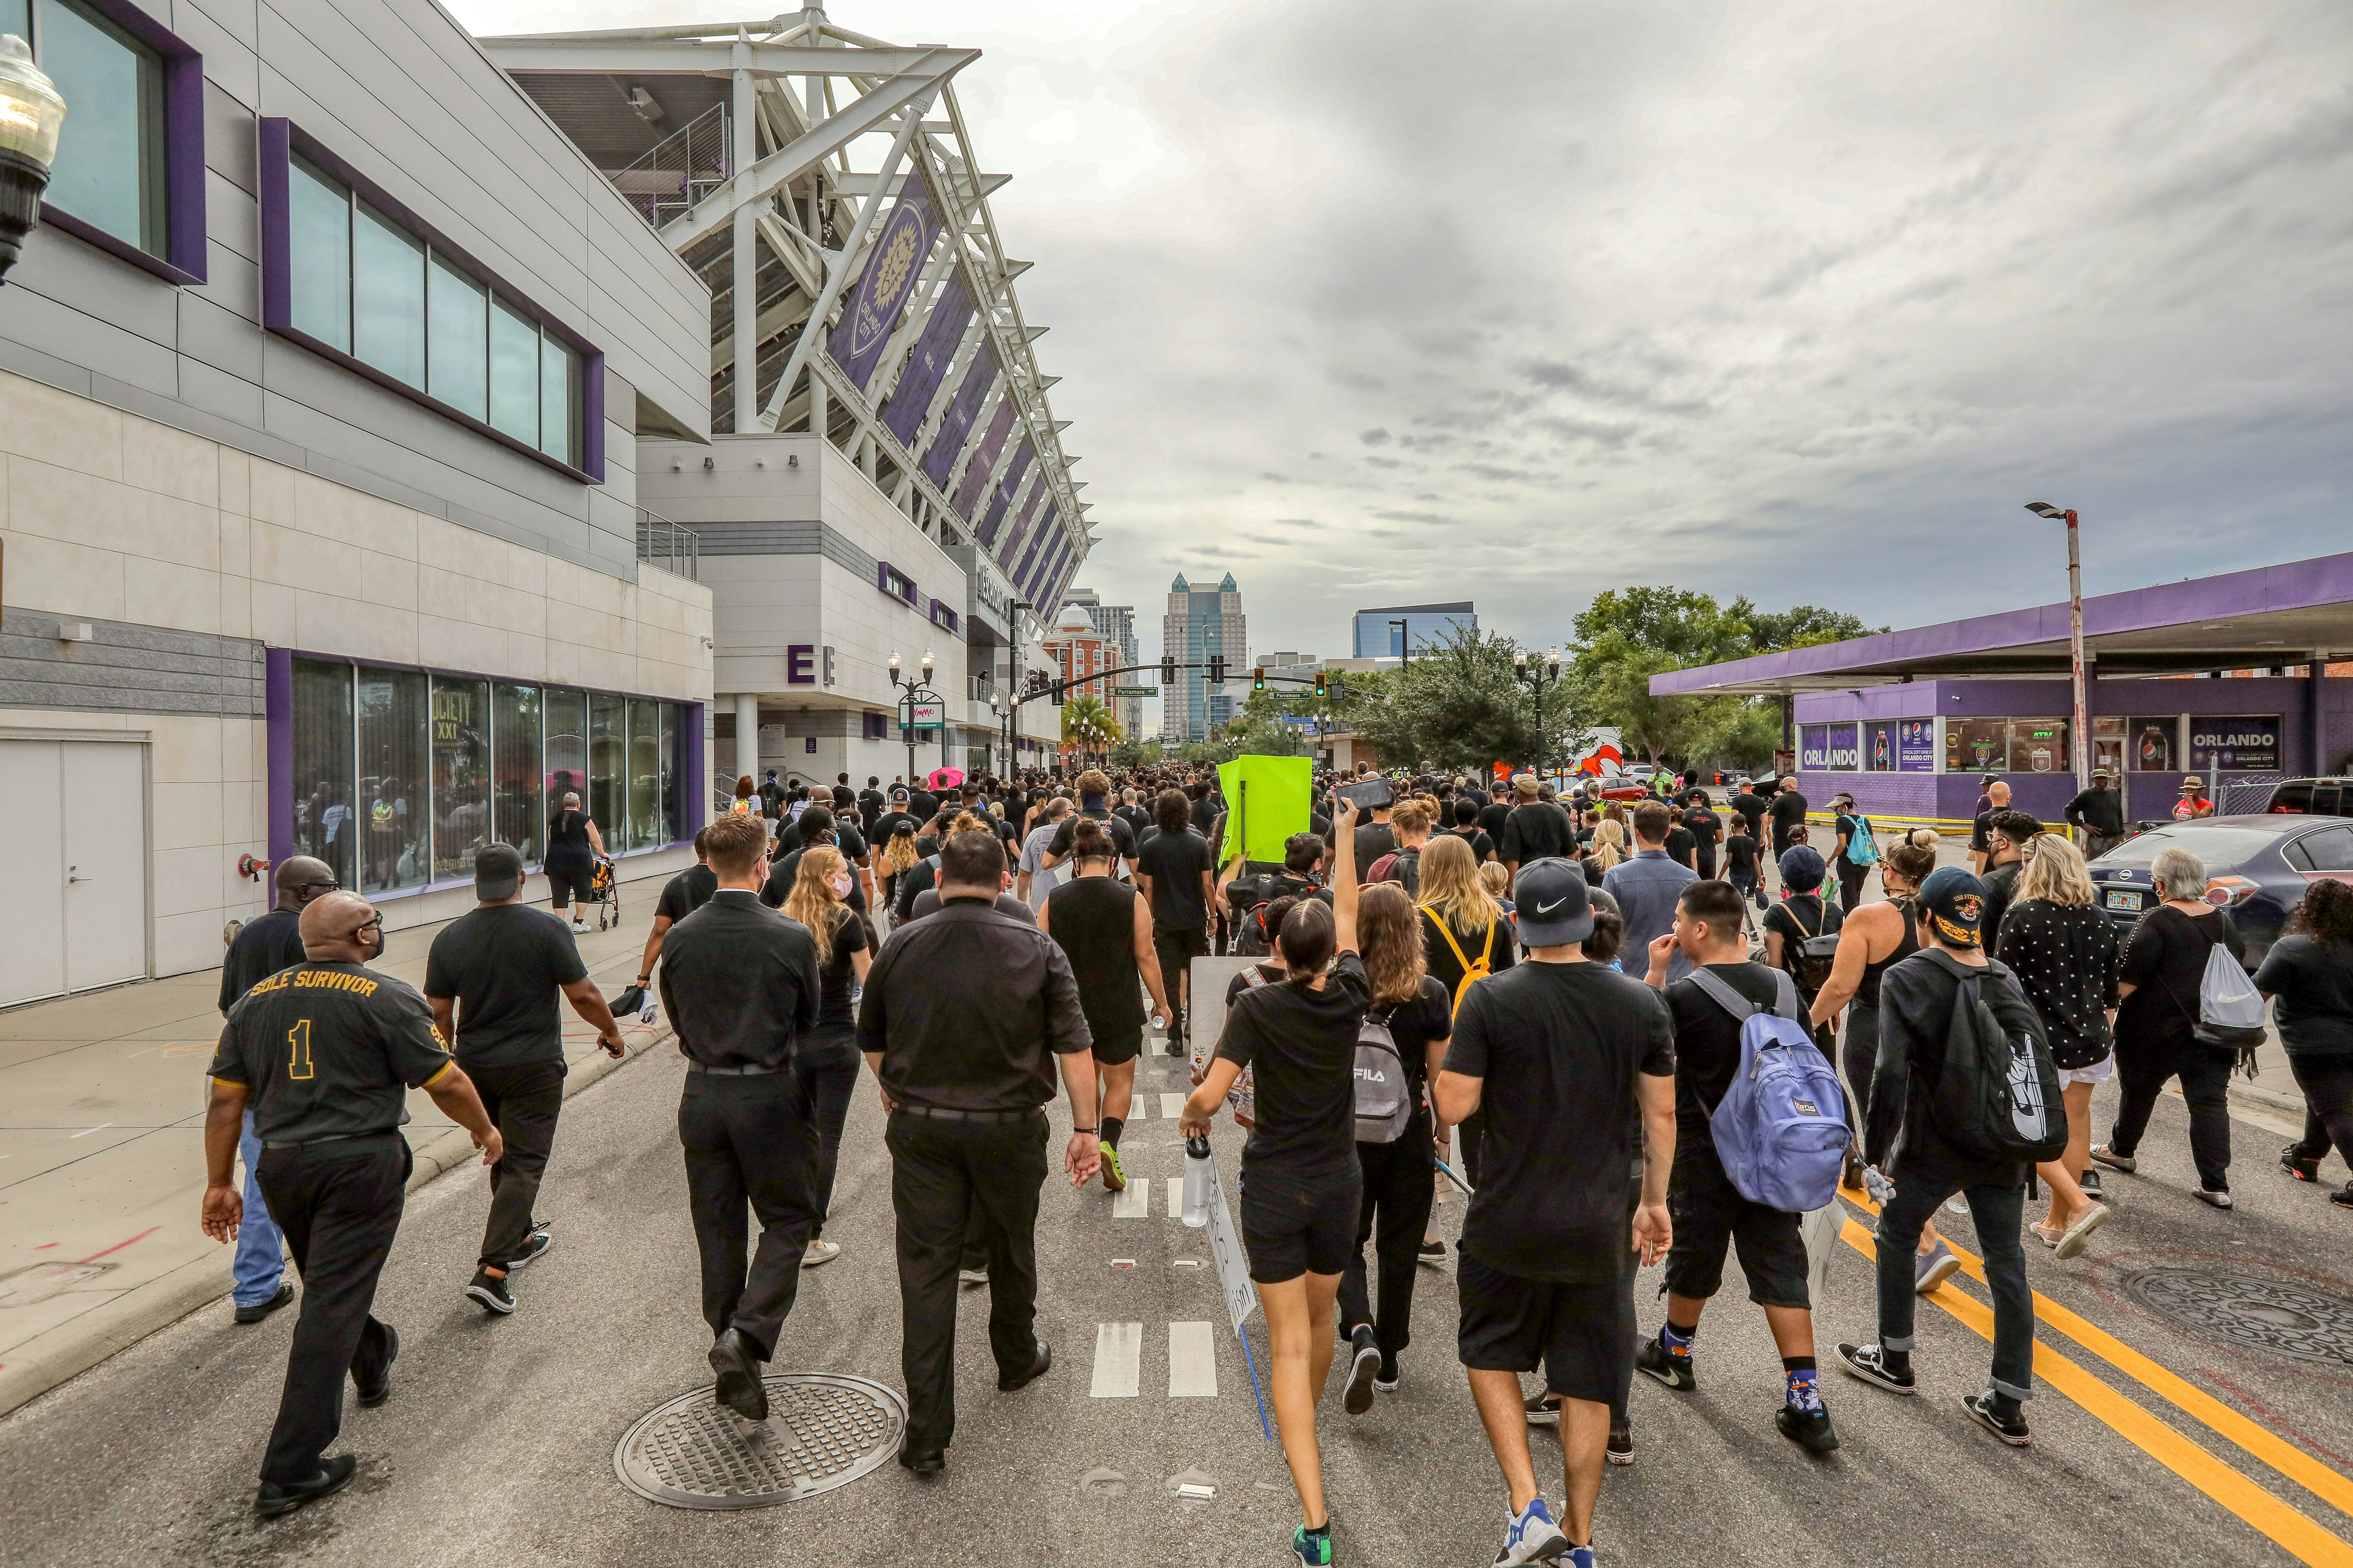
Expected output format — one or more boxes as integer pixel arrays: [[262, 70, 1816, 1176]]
[[425, 846, 625, 1315], [1040, 818, 1171, 1194], [1829, 793, 1876, 911], [217, 855, 340, 1326], [543, 791, 606, 932], [861, 830, 1100, 1475], [1499, 774, 1575, 889], [781, 844, 873, 1267], [1838, 868, 2045, 1448], [2065, 768, 2126, 861], [633, 826, 718, 1003], [1604, 801, 1701, 983], [1977, 811, 2039, 946], [1136, 788, 1216, 1058], [1019, 798, 1074, 911], [1968, 782, 2012, 875], [2259, 880, 2353, 1208], [656, 813, 825, 1422], [1768, 777, 1809, 868], [1417, 835, 1517, 1190], [202, 891, 503, 1518]]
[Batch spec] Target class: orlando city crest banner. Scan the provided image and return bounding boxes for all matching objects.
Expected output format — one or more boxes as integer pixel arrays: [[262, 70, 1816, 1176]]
[[826, 178, 941, 393]]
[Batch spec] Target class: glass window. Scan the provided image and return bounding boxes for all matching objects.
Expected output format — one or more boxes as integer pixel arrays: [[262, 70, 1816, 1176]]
[[540, 334, 579, 466], [2091, 716, 2127, 778], [489, 297, 539, 447], [290, 659, 355, 889], [353, 201, 425, 388], [430, 676, 489, 883], [628, 698, 660, 851], [33, 0, 165, 256], [658, 703, 680, 844], [590, 693, 624, 845], [288, 157, 351, 351], [426, 256, 487, 422], [1944, 717, 2006, 774], [544, 688, 586, 818], [2008, 719, 2069, 776], [356, 666, 428, 895], [492, 682, 543, 865]]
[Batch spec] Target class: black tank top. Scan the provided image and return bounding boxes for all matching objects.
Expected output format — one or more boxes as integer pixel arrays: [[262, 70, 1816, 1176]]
[[1045, 876, 1146, 1037], [545, 809, 595, 868], [1856, 898, 1919, 1010]]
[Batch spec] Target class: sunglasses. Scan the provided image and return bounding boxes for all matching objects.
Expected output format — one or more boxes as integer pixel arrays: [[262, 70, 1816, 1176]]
[[296, 879, 342, 894], [354, 916, 384, 936]]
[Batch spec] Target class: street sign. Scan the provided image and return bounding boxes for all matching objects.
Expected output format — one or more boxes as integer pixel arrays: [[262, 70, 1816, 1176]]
[[1110, 685, 1158, 696], [903, 700, 945, 731]]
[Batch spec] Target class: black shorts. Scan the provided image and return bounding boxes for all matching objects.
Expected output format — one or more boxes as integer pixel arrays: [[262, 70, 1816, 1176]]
[[1157, 926, 1210, 960], [1664, 1157, 1811, 1309], [1239, 1167, 1359, 1283], [546, 867, 593, 906], [1091, 1026, 1143, 1067], [1457, 1254, 1633, 1409]]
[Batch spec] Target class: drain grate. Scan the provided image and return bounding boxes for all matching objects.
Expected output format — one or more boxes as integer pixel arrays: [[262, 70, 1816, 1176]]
[[2121, 1266, 2353, 1366], [614, 1373, 907, 1510]]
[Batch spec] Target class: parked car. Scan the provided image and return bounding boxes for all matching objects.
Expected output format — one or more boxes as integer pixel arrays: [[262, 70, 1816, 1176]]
[[2260, 777, 2353, 817], [2087, 814, 2353, 968]]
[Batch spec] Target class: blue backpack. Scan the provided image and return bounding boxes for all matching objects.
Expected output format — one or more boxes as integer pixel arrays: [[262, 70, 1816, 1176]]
[[1687, 968, 1851, 1213]]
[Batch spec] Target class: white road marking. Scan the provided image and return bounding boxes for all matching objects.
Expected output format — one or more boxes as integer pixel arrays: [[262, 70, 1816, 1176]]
[[1159, 1093, 1187, 1119], [69, 1123, 113, 1139], [1111, 1178, 1150, 1220], [1090, 1322, 1142, 1398], [1166, 1178, 1185, 1220], [1168, 1321, 1218, 1398], [1127, 1099, 1147, 1120]]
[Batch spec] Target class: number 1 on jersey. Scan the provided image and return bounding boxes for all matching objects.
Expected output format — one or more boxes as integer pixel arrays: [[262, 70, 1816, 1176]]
[[287, 1019, 315, 1080]]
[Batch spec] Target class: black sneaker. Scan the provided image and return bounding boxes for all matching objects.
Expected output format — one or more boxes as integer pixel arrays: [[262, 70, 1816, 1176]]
[[2079, 1167, 2104, 1200], [2282, 1146, 2323, 1183], [464, 1270, 515, 1315], [1417, 1237, 1447, 1267], [1342, 1327, 1380, 1416], [504, 1230, 554, 1270], [2331, 1185, 2353, 1210], [254, 1454, 359, 1519], [1634, 1336, 1695, 1391], [355, 1324, 399, 1409], [1835, 1342, 1916, 1396], [1524, 1391, 1561, 1428], [234, 1280, 295, 1324], [708, 1327, 770, 1421], [1775, 1402, 1840, 1453], [1373, 1357, 1400, 1393], [1606, 1422, 1634, 1466], [1961, 1390, 2032, 1447]]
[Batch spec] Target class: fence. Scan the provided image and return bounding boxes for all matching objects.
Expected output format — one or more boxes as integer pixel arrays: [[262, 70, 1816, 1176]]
[[635, 512, 700, 581], [612, 104, 732, 230]]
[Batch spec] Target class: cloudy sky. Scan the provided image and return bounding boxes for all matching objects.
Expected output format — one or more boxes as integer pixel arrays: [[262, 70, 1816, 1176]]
[[458, 0, 2353, 667]]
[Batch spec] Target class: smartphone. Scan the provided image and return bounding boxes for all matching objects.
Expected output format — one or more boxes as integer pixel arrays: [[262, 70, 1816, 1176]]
[[1335, 778, 1394, 811]]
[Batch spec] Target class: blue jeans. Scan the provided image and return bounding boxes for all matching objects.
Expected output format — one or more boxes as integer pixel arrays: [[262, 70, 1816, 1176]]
[[1874, 1175, 2032, 1402], [234, 1108, 287, 1306]]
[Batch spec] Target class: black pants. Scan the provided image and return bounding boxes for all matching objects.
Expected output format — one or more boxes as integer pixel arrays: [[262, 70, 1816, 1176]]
[[678, 1070, 818, 1359], [1339, 1113, 1436, 1360], [2288, 1054, 2353, 1177], [1843, 1001, 1880, 1140], [2109, 1032, 2235, 1191], [1836, 857, 1868, 911], [253, 1137, 407, 1484], [792, 1032, 863, 1240], [886, 1109, 1048, 1451], [467, 1058, 565, 1269], [1153, 927, 1208, 1045]]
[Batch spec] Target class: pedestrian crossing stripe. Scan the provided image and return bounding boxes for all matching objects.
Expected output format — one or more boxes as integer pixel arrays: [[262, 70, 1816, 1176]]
[[1111, 1177, 1149, 1220], [1165, 1178, 1184, 1220], [1090, 1323, 1141, 1397], [1159, 1092, 1187, 1119], [1088, 1322, 1218, 1399]]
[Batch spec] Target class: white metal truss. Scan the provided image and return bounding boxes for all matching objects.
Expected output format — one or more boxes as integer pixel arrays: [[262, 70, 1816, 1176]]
[[479, 4, 1091, 628]]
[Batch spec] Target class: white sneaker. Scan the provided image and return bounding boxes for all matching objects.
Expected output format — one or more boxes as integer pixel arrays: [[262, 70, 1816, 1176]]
[[801, 1239, 841, 1268], [2053, 1201, 2111, 1260]]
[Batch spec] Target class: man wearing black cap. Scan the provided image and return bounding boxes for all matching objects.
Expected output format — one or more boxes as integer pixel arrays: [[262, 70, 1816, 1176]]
[[1835, 867, 2045, 1448], [424, 845, 624, 1316], [1435, 859, 1676, 1565]]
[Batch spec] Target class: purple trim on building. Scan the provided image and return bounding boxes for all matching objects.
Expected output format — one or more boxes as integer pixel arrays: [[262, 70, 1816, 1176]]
[[877, 560, 919, 607], [681, 701, 706, 836], [928, 598, 959, 633], [266, 648, 294, 864], [256, 118, 605, 485], [36, 0, 205, 285]]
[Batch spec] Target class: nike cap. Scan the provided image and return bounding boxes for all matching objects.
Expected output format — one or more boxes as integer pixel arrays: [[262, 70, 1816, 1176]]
[[1512, 857, 1596, 947]]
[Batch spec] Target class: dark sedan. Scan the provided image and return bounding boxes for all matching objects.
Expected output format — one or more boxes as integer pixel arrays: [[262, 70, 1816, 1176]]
[[2088, 814, 2353, 968]]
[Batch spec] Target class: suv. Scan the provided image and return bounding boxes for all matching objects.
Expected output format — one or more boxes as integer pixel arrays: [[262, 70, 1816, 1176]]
[[2262, 778, 2353, 817]]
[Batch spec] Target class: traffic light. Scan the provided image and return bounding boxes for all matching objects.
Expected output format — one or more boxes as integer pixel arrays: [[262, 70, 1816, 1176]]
[[1051, 680, 1064, 707], [1313, 671, 1328, 699], [1207, 655, 1226, 689], [1252, 666, 1265, 691], [1161, 653, 1176, 686]]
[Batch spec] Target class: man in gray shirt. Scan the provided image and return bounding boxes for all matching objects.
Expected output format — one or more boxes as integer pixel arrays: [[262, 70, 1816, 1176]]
[[1018, 797, 1073, 911], [1604, 800, 1702, 982]]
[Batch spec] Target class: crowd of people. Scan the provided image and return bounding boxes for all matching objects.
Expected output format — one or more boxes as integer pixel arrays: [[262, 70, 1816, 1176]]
[[197, 756, 2353, 1566]]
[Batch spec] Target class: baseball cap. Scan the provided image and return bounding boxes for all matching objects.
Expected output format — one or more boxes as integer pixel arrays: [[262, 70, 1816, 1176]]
[[1916, 866, 1988, 948], [476, 843, 524, 900], [1512, 857, 1595, 946]]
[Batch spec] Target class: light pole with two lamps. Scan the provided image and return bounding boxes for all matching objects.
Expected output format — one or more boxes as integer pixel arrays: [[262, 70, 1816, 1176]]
[[2025, 503, 2091, 791], [1514, 644, 1563, 776], [889, 649, 938, 790]]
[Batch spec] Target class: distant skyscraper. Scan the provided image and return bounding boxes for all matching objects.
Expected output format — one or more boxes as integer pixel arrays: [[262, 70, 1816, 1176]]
[[1161, 572, 1246, 745], [1064, 587, 1141, 740], [1351, 601, 1477, 658]]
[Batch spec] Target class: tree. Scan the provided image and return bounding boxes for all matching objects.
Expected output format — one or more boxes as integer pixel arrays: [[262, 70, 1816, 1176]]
[[1110, 736, 1164, 768], [1346, 627, 1581, 773], [1060, 694, 1121, 750]]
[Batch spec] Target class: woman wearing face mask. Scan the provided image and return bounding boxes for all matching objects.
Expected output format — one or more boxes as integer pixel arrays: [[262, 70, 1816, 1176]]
[[782, 845, 871, 1266]]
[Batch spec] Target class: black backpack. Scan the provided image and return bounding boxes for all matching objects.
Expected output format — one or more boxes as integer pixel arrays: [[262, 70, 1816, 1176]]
[[1779, 896, 1843, 999], [1932, 967, 2069, 1164]]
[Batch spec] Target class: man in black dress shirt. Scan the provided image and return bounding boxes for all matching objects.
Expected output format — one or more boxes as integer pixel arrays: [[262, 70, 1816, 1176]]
[[217, 854, 339, 1325], [859, 831, 1100, 1474], [657, 812, 824, 1423]]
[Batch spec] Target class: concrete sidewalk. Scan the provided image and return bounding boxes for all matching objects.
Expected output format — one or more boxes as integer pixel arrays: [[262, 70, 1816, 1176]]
[[0, 865, 686, 1417]]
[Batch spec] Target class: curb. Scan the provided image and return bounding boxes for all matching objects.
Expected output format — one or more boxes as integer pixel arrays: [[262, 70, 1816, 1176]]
[[0, 1023, 671, 1422]]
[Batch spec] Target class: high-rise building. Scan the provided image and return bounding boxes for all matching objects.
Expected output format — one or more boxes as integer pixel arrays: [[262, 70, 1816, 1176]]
[[1161, 573, 1247, 745], [1352, 602, 1477, 658], [1064, 588, 1141, 740]]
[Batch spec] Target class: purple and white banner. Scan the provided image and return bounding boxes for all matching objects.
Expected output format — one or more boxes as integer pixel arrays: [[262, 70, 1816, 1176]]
[[880, 270, 972, 450], [921, 346, 998, 488], [1015, 522, 1055, 602], [951, 395, 1018, 521], [997, 479, 1048, 573], [1033, 536, 1068, 607], [826, 180, 941, 393], [1042, 539, 1075, 611], [979, 441, 1035, 551]]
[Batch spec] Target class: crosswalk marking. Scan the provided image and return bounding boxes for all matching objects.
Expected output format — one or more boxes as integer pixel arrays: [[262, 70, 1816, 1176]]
[[1127, 1097, 1147, 1120], [1159, 1092, 1187, 1119], [1165, 1178, 1185, 1221], [1111, 1177, 1150, 1219], [1090, 1322, 1142, 1398], [1168, 1322, 1218, 1398]]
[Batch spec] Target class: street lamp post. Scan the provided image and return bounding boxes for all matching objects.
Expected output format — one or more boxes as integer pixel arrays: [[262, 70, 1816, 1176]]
[[0, 33, 68, 286], [2025, 503, 2091, 791], [1389, 618, 1410, 665], [890, 649, 938, 790], [1514, 645, 1563, 775]]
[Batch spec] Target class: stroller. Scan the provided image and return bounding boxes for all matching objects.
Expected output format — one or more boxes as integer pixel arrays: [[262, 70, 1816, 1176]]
[[586, 855, 620, 932]]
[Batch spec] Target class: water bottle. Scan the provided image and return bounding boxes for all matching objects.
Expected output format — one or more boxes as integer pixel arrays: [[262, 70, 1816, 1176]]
[[1181, 1137, 1213, 1228]]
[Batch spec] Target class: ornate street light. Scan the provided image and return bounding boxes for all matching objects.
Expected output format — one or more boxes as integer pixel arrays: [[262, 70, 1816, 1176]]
[[0, 34, 67, 286]]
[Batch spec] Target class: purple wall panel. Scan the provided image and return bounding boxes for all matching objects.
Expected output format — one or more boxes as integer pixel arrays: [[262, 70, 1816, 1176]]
[[880, 271, 971, 448], [921, 347, 997, 488]]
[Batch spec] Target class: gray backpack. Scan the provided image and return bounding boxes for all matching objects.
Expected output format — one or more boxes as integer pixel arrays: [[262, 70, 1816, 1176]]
[[1353, 1007, 1414, 1144]]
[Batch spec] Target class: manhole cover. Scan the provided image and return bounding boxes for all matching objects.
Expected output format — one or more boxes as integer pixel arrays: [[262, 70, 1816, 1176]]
[[614, 1373, 906, 1509], [2121, 1266, 2353, 1365]]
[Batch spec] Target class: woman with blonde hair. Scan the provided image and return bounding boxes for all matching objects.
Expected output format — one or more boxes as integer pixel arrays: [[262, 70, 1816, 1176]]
[[782, 844, 873, 1265], [1415, 833, 1514, 1194], [1583, 818, 1628, 881]]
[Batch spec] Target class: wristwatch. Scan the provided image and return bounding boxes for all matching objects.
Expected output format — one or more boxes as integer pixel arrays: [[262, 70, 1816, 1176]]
[[635, 973, 651, 985], [1072, 1126, 1100, 1136]]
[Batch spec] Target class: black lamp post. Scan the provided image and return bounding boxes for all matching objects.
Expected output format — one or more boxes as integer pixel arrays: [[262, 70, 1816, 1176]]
[[1514, 644, 1563, 774], [2024, 503, 2090, 791], [0, 33, 67, 286], [889, 649, 938, 788]]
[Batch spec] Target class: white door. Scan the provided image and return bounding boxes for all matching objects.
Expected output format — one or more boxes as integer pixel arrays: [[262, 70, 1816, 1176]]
[[0, 741, 68, 1007], [61, 742, 148, 991]]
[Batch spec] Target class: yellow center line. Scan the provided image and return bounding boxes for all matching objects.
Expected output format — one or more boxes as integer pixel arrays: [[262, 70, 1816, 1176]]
[[1836, 1202, 2353, 1567]]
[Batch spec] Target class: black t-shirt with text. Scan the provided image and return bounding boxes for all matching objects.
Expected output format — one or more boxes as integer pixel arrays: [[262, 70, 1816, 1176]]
[[1217, 951, 1372, 1181], [210, 962, 453, 1144], [423, 904, 589, 1067]]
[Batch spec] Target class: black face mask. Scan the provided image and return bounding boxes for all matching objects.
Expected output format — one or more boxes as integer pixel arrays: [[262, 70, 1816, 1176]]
[[364, 925, 388, 962]]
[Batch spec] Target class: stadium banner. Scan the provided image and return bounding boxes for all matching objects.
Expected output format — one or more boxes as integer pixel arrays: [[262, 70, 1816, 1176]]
[[978, 440, 1035, 550], [880, 270, 973, 449], [920, 346, 998, 488], [952, 395, 1019, 521], [825, 180, 941, 392]]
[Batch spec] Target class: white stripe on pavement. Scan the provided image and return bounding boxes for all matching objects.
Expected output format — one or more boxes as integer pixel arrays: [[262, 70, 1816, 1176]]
[[1112, 1178, 1150, 1219], [1168, 1322, 1218, 1398], [1159, 1093, 1187, 1119], [1127, 1098, 1146, 1120], [1166, 1178, 1185, 1221], [1090, 1322, 1142, 1398]]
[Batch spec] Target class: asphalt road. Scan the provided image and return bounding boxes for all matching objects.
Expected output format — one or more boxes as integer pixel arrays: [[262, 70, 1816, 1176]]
[[4, 1025, 2352, 1568]]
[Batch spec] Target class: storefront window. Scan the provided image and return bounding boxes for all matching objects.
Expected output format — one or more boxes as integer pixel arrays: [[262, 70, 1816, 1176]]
[[658, 704, 680, 843], [1944, 717, 2007, 774], [2129, 716, 2180, 772], [2189, 715, 2282, 774], [1863, 720, 1895, 772], [590, 694, 624, 845], [290, 659, 355, 887], [627, 698, 661, 851], [492, 682, 543, 864], [2007, 718, 2069, 776], [430, 676, 490, 882], [356, 666, 428, 894]]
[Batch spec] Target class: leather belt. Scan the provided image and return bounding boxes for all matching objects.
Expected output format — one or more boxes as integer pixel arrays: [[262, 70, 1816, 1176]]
[[263, 1130, 395, 1151], [894, 1105, 1038, 1124], [686, 1060, 780, 1076]]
